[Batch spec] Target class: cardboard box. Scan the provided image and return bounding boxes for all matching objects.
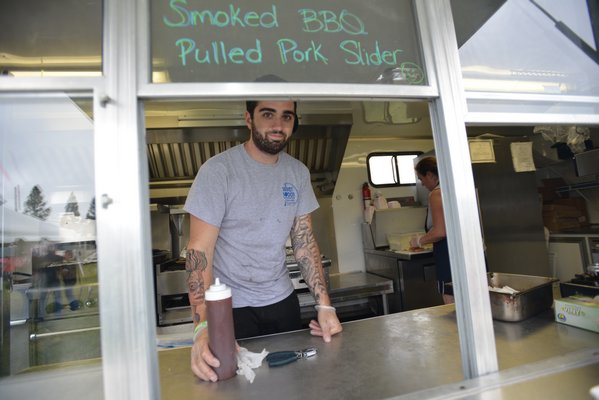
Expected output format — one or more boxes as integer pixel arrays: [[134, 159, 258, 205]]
[[543, 212, 581, 232], [543, 204, 583, 217], [555, 197, 589, 225], [539, 178, 568, 203], [554, 296, 599, 333], [541, 178, 568, 190]]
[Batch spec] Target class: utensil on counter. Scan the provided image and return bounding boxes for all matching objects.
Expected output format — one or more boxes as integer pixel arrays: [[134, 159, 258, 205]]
[[265, 347, 317, 367]]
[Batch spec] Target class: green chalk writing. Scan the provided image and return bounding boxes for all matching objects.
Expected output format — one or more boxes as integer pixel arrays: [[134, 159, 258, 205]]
[[340, 40, 402, 66], [164, 1, 278, 29], [176, 38, 263, 65], [277, 39, 329, 64], [298, 9, 367, 35]]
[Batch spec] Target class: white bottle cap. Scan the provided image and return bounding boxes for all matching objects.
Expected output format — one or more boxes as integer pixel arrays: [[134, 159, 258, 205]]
[[205, 277, 232, 301]]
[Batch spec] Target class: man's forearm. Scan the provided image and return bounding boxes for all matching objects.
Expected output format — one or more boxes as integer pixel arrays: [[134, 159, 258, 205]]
[[291, 215, 330, 305], [300, 256, 331, 306], [186, 248, 209, 325]]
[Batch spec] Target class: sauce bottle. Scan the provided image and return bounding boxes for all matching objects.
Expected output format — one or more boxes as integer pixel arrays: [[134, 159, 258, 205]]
[[206, 278, 237, 380]]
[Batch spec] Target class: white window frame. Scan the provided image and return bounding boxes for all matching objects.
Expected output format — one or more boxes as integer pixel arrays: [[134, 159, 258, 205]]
[[367, 152, 422, 187], [2, 0, 599, 398]]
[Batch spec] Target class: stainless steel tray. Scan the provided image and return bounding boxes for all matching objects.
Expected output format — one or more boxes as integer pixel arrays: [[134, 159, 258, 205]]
[[487, 272, 558, 322]]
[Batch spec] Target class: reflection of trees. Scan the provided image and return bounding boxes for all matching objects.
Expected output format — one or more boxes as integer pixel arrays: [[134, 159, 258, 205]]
[[0, 193, 5, 206], [23, 185, 51, 220], [86, 197, 96, 220], [65, 192, 80, 216]]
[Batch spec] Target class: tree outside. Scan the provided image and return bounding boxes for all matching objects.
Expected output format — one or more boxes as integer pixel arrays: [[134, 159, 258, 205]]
[[65, 192, 80, 217], [86, 197, 96, 220], [23, 185, 51, 221]]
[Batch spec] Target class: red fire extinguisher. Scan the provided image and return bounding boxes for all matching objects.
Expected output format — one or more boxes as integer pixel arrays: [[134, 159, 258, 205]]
[[362, 182, 371, 209]]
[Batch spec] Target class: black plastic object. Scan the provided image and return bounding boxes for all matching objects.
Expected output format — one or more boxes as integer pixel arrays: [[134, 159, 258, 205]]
[[265, 347, 317, 367], [265, 351, 301, 367]]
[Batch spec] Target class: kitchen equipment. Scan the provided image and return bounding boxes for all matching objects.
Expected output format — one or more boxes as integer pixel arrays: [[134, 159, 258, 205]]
[[471, 137, 550, 277], [361, 207, 427, 249], [154, 247, 332, 326], [364, 248, 442, 313], [486, 272, 558, 322], [587, 262, 599, 276], [154, 256, 190, 326], [560, 272, 599, 298], [285, 247, 331, 292], [574, 147, 599, 177], [154, 205, 190, 327], [147, 123, 352, 204], [362, 205, 441, 313], [591, 239, 599, 265], [158, 205, 187, 259]]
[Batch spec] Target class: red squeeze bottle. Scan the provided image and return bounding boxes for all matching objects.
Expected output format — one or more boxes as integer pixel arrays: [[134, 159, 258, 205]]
[[206, 278, 237, 380], [362, 182, 371, 209]]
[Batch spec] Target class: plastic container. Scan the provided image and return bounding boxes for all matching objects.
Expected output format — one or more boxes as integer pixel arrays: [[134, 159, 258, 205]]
[[206, 278, 237, 380], [387, 232, 429, 252], [373, 192, 388, 209]]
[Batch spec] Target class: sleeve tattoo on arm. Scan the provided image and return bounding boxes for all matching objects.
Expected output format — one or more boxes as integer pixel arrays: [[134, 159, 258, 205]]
[[291, 215, 327, 303], [186, 249, 208, 323]]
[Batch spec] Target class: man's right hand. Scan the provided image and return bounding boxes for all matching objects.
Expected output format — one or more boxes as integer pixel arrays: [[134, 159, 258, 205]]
[[190, 330, 220, 382]]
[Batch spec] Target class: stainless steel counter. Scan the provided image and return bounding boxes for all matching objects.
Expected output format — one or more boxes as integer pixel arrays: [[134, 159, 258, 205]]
[[1, 305, 598, 400], [157, 305, 599, 400]]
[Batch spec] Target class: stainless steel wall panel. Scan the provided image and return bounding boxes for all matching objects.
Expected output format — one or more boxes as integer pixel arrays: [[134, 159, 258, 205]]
[[472, 137, 550, 277]]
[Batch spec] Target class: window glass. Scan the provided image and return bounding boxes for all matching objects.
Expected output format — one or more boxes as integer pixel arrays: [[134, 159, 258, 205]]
[[367, 152, 420, 187], [0, 94, 100, 377], [150, 0, 426, 85], [0, 0, 102, 78], [453, 0, 599, 103]]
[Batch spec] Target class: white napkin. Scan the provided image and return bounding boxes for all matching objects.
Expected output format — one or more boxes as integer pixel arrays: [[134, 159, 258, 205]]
[[489, 285, 519, 295], [236, 347, 268, 383]]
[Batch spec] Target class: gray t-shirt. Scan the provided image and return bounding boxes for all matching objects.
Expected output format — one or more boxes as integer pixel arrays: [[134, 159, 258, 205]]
[[184, 143, 319, 308]]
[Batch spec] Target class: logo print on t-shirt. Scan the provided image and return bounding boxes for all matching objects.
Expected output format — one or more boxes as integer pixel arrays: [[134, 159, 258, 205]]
[[282, 183, 298, 206]]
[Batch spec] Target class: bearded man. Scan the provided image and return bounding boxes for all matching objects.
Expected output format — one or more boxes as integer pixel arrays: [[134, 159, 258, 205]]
[[184, 100, 342, 382]]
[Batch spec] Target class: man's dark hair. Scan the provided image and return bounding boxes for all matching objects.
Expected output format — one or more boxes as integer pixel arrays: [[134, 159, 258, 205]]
[[246, 75, 298, 131], [245, 100, 298, 132], [245, 100, 297, 116]]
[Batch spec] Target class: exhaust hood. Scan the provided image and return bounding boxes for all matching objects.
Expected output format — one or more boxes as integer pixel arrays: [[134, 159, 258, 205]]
[[147, 112, 353, 204]]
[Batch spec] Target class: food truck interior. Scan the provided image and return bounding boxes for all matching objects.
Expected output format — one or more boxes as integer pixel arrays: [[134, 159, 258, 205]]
[[3, 96, 599, 377]]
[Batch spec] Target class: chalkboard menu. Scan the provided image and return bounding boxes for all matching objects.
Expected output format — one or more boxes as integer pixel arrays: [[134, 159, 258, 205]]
[[150, 0, 426, 85]]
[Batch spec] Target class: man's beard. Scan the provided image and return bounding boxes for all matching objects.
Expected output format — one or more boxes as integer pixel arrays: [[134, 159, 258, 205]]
[[250, 122, 290, 155]]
